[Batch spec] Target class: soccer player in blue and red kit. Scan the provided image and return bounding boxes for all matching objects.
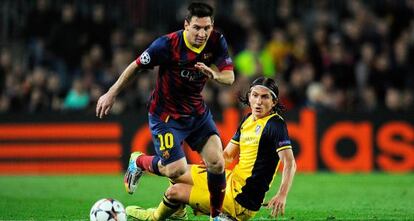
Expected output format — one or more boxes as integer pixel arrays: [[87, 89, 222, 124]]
[[96, 2, 234, 220]]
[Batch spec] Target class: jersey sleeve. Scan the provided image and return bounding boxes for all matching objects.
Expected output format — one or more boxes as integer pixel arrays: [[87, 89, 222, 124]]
[[213, 34, 233, 71], [263, 117, 292, 152], [231, 127, 241, 145], [230, 114, 250, 145], [135, 36, 170, 69]]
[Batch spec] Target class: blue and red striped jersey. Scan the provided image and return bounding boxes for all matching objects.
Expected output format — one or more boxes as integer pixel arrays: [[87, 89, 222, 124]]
[[135, 30, 233, 119]]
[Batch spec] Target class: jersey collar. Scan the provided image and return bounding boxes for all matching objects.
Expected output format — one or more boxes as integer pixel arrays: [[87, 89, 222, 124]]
[[183, 30, 207, 54], [250, 113, 281, 122]]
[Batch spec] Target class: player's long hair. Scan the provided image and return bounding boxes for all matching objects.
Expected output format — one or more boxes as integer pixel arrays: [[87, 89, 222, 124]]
[[185, 2, 214, 22], [240, 77, 286, 114]]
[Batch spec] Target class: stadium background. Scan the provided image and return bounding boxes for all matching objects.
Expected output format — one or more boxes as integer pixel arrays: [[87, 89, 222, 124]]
[[0, 0, 413, 220]]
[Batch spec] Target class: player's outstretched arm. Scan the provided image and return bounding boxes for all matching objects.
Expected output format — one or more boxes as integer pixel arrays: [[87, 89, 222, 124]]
[[96, 61, 139, 118], [194, 62, 234, 85], [267, 149, 296, 217], [223, 142, 239, 168]]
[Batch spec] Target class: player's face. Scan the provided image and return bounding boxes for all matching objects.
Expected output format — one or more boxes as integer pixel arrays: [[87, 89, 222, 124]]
[[184, 16, 213, 47], [249, 86, 276, 120]]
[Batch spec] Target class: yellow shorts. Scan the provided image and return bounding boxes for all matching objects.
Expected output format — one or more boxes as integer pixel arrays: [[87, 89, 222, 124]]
[[189, 165, 257, 221]]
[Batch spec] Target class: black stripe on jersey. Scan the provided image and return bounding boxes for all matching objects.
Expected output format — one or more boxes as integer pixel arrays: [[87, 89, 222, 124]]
[[231, 113, 251, 142], [152, 67, 167, 115], [235, 115, 287, 211]]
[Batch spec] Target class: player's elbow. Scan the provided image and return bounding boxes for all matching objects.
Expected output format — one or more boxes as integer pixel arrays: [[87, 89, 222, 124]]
[[220, 71, 234, 85], [228, 74, 234, 85], [226, 74, 235, 85]]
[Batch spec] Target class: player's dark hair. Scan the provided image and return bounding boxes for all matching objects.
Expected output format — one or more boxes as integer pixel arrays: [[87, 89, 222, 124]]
[[185, 2, 214, 22], [240, 77, 286, 114]]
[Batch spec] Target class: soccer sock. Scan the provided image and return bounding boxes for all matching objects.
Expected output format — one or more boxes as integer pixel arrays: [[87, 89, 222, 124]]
[[207, 171, 226, 218], [168, 179, 176, 186], [136, 155, 162, 175], [153, 194, 180, 220]]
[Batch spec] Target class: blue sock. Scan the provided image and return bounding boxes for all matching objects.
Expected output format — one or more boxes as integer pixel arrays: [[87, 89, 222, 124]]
[[151, 156, 162, 176]]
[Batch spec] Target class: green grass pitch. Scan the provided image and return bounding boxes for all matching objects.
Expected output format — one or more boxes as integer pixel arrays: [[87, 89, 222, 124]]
[[0, 173, 413, 220]]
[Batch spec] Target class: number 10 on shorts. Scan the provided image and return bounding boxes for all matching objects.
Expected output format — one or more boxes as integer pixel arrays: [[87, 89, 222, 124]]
[[157, 133, 174, 151]]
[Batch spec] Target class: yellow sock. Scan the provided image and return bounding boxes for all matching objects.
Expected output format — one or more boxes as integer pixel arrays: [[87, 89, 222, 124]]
[[168, 179, 176, 186], [153, 195, 180, 220], [167, 179, 187, 215]]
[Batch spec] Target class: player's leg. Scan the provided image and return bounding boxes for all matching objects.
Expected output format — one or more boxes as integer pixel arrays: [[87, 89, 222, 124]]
[[166, 179, 189, 219], [127, 149, 187, 178], [153, 165, 195, 219], [137, 161, 190, 219], [185, 109, 226, 218], [153, 183, 192, 220], [146, 165, 204, 220], [200, 135, 225, 174], [175, 166, 236, 220], [157, 157, 187, 179], [125, 151, 187, 195], [200, 135, 226, 218], [126, 165, 194, 220], [126, 187, 190, 221], [125, 114, 189, 194], [125, 161, 189, 220]]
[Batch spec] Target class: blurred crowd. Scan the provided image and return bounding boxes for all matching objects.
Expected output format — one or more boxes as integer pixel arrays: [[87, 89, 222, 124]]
[[0, 0, 413, 114]]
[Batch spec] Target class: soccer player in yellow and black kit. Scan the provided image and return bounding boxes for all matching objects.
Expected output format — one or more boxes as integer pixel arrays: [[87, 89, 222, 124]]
[[126, 77, 296, 221]]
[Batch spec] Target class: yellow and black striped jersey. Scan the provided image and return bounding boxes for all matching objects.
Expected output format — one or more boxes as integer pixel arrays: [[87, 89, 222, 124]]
[[230, 113, 292, 211]]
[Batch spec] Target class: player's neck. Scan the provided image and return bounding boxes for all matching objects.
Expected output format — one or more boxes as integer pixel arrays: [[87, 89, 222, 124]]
[[251, 112, 274, 121]]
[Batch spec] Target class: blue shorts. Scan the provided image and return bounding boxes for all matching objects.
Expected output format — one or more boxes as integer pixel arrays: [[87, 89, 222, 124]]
[[148, 109, 219, 165]]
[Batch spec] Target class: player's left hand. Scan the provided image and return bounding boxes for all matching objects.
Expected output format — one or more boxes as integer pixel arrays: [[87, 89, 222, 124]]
[[195, 62, 217, 80], [267, 194, 287, 217]]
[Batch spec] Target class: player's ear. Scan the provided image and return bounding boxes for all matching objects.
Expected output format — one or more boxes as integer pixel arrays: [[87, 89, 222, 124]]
[[272, 98, 278, 107], [184, 19, 190, 30]]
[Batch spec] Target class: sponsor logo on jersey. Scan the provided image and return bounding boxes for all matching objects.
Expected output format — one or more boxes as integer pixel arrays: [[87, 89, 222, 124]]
[[180, 69, 205, 81], [241, 135, 259, 145], [279, 140, 291, 146]]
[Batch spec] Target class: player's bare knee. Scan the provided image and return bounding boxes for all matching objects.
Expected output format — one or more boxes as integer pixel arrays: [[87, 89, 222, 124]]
[[165, 184, 186, 202], [165, 185, 179, 200], [206, 159, 224, 173]]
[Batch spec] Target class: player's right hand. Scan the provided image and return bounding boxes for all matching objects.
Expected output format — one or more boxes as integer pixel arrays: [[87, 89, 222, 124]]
[[96, 92, 116, 119], [267, 194, 287, 217]]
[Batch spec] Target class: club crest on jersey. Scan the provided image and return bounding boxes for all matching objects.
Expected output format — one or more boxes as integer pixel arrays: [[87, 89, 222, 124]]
[[140, 51, 151, 65], [202, 53, 212, 61], [162, 150, 170, 159], [255, 125, 262, 135]]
